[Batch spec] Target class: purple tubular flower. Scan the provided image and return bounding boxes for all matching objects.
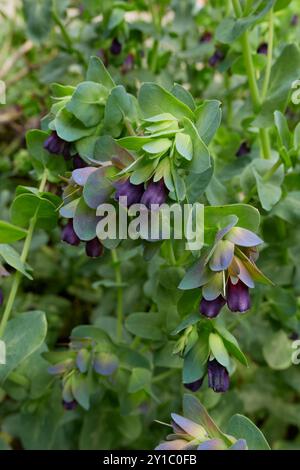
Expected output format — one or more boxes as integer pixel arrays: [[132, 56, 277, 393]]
[[207, 359, 229, 393], [62, 400, 77, 411], [110, 38, 122, 55], [73, 154, 87, 169], [257, 42, 268, 55], [114, 179, 144, 206], [44, 131, 71, 160], [291, 15, 299, 26], [61, 220, 80, 246], [200, 31, 213, 43], [208, 49, 224, 67], [184, 377, 203, 392], [85, 238, 103, 258], [236, 141, 251, 157], [0, 288, 3, 306], [140, 179, 168, 209], [121, 54, 134, 74], [200, 295, 226, 319], [227, 278, 251, 313]]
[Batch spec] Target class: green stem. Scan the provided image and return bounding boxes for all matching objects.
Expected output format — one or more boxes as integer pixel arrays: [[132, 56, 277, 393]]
[[52, 10, 86, 66], [262, 8, 274, 100], [124, 117, 136, 136], [243, 158, 282, 203], [111, 249, 123, 342], [0, 171, 48, 337], [232, 0, 272, 159]]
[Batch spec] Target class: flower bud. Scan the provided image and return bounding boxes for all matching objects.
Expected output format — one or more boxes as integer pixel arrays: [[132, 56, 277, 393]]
[[44, 131, 71, 159], [114, 179, 144, 206], [257, 42, 268, 55], [227, 278, 251, 312], [110, 38, 122, 55], [85, 238, 103, 258], [207, 359, 229, 393], [184, 377, 204, 392], [200, 295, 226, 318], [61, 220, 80, 246], [140, 179, 168, 209], [236, 141, 250, 157]]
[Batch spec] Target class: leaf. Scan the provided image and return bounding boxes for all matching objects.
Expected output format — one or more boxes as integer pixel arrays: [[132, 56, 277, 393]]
[[175, 133, 193, 160], [0, 244, 32, 279], [194, 100, 222, 145], [178, 257, 213, 290], [183, 394, 233, 445], [138, 83, 194, 121], [183, 118, 211, 174], [272, 191, 300, 223], [183, 331, 210, 383], [274, 110, 291, 150], [128, 368, 152, 393], [86, 56, 115, 90], [216, 0, 276, 44], [185, 165, 213, 203], [71, 374, 90, 410], [253, 167, 282, 211], [0, 221, 27, 243], [104, 85, 131, 128], [83, 167, 114, 209], [66, 82, 108, 127], [227, 415, 270, 450], [143, 138, 172, 155], [0, 311, 47, 384], [10, 193, 58, 230], [204, 204, 260, 232], [171, 313, 201, 336], [73, 196, 101, 241], [263, 330, 292, 370], [214, 326, 248, 366], [209, 333, 230, 369], [26, 130, 51, 166], [55, 108, 95, 142], [171, 84, 195, 110], [254, 44, 300, 127], [125, 313, 163, 340], [23, 0, 53, 42]]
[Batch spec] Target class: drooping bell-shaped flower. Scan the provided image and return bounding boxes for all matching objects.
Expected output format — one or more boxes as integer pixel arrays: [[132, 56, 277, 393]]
[[73, 154, 86, 169], [200, 31, 212, 43], [110, 38, 122, 55], [62, 400, 77, 411], [236, 141, 251, 157], [61, 220, 80, 246], [44, 131, 71, 159], [227, 278, 251, 312], [257, 42, 268, 55], [141, 179, 168, 209], [200, 295, 226, 319], [207, 359, 229, 393], [121, 53, 134, 74], [114, 178, 144, 206], [184, 377, 204, 392], [85, 238, 103, 258], [208, 49, 224, 67]]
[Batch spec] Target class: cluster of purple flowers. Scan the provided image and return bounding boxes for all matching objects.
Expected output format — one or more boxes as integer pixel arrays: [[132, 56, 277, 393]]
[[62, 220, 103, 258], [114, 177, 168, 208]]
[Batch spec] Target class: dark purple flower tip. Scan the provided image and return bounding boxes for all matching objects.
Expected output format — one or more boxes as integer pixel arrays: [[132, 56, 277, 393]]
[[121, 53, 134, 74], [200, 31, 213, 43], [62, 400, 77, 411], [73, 154, 87, 169], [207, 359, 230, 393], [227, 278, 251, 313], [114, 179, 144, 206], [44, 131, 71, 159], [0, 288, 3, 306], [289, 332, 299, 341], [110, 38, 122, 55], [97, 48, 109, 67], [236, 141, 251, 157], [61, 220, 80, 246], [208, 49, 224, 67], [257, 42, 268, 55], [184, 377, 204, 392], [291, 15, 299, 26], [200, 295, 226, 319], [85, 238, 103, 258], [140, 179, 168, 209]]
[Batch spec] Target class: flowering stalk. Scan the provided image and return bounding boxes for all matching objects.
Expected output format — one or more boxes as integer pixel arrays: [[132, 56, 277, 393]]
[[0, 170, 48, 337]]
